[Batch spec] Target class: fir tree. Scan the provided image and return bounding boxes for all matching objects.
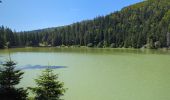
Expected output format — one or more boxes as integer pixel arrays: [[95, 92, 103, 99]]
[[0, 60, 28, 100], [29, 68, 66, 100]]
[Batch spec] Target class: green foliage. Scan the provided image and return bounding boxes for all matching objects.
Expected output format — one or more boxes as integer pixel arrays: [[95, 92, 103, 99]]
[[1, 0, 170, 49], [97, 42, 103, 48], [0, 26, 5, 48], [87, 43, 93, 47], [110, 43, 116, 48], [0, 60, 28, 100], [29, 68, 66, 100], [154, 41, 161, 49]]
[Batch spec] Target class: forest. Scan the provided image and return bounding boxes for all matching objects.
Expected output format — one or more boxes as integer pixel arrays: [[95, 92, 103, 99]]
[[0, 0, 170, 49]]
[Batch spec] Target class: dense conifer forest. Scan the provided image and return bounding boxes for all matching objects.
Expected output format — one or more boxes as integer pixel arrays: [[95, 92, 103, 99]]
[[0, 0, 170, 49]]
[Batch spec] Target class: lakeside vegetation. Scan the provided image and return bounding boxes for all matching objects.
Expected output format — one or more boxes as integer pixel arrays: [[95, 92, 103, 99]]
[[0, 0, 170, 49], [0, 59, 66, 100], [0, 60, 28, 100]]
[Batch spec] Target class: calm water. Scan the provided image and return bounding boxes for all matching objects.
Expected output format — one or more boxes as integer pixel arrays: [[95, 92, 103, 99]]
[[0, 47, 170, 100]]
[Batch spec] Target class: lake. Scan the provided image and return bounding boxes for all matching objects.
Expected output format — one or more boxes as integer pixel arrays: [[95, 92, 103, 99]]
[[0, 47, 170, 100]]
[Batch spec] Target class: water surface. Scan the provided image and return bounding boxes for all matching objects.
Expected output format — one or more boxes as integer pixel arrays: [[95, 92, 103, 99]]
[[0, 48, 170, 100]]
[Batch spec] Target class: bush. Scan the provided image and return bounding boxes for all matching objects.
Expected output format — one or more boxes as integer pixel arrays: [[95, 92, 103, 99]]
[[97, 42, 103, 48], [154, 41, 161, 49], [110, 43, 116, 48], [87, 43, 93, 47]]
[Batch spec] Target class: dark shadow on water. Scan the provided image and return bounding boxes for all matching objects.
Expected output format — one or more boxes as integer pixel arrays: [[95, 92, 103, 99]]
[[0, 61, 2, 64], [17, 65, 67, 70]]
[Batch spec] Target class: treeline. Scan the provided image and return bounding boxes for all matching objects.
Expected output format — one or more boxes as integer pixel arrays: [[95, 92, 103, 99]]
[[1, 0, 170, 49]]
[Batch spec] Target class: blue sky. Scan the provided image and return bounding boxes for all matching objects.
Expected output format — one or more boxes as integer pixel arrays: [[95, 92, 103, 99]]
[[0, 0, 143, 31]]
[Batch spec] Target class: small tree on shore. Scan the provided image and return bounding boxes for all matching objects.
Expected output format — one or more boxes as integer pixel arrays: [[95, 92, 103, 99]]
[[0, 60, 28, 100], [29, 68, 66, 100]]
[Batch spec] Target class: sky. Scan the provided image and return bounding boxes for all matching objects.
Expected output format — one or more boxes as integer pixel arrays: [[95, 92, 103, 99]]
[[0, 0, 143, 31]]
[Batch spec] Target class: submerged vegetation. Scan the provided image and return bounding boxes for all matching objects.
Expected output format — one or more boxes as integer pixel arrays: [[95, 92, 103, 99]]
[[0, 0, 170, 49]]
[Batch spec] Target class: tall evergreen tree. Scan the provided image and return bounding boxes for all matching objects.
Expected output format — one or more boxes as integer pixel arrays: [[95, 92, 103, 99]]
[[0, 26, 5, 48], [0, 59, 28, 100], [29, 68, 66, 100]]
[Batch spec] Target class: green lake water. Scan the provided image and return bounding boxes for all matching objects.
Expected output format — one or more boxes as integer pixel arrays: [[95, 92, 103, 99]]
[[0, 47, 170, 100]]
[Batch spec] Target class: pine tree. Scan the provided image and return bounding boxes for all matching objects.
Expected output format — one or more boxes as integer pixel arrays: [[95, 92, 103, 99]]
[[0, 26, 5, 48], [0, 35, 5, 48], [0, 60, 28, 100], [29, 68, 66, 100]]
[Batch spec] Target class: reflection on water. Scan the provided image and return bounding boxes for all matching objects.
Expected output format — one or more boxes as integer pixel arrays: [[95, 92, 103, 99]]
[[0, 47, 170, 55], [17, 65, 67, 70]]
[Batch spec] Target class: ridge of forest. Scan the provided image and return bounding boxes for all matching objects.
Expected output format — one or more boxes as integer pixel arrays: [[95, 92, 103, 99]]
[[0, 0, 170, 49]]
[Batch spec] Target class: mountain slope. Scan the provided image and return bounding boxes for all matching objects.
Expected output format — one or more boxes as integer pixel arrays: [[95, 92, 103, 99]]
[[1, 0, 170, 48]]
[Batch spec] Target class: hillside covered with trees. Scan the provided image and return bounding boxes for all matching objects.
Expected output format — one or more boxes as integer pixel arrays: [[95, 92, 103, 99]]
[[0, 0, 170, 49]]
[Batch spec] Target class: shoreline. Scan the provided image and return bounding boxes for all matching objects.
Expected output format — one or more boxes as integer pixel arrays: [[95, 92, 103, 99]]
[[0, 45, 170, 51]]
